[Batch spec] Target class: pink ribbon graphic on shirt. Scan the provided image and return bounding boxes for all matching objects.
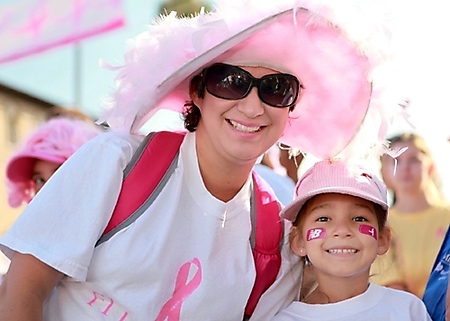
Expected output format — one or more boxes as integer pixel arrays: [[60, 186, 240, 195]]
[[359, 224, 378, 240], [154, 258, 202, 321]]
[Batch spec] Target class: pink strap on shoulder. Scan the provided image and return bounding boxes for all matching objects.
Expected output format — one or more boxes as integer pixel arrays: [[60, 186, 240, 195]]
[[98, 131, 185, 245], [244, 171, 283, 317]]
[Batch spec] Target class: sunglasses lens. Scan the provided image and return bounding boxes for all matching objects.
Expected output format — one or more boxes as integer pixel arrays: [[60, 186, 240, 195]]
[[205, 65, 250, 100], [204, 63, 300, 108], [259, 75, 299, 108]]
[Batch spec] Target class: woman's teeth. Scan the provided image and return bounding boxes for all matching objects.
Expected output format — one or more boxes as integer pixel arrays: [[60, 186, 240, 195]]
[[229, 120, 261, 133]]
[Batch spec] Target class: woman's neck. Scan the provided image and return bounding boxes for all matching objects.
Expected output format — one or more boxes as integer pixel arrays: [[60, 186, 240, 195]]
[[195, 134, 255, 203]]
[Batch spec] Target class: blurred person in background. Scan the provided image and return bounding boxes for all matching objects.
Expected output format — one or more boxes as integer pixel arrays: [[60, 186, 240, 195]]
[[371, 132, 450, 298], [254, 146, 297, 206], [279, 143, 304, 183], [0, 110, 102, 282]]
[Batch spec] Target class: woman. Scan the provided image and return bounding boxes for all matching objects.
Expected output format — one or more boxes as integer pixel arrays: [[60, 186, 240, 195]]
[[0, 1, 401, 320]]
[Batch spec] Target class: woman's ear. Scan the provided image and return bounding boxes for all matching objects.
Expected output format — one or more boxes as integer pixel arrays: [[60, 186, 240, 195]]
[[290, 226, 307, 257], [192, 92, 203, 110], [190, 75, 205, 108], [377, 227, 391, 255]]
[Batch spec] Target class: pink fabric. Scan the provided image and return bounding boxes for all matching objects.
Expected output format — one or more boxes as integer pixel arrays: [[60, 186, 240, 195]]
[[155, 258, 202, 321], [281, 159, 388, 222], [245, 171, 282, 316], [359, 224, 378, 240], [0, 0, 125, 64], [98, 0, 404, 161], [6, 117, 102, 207]]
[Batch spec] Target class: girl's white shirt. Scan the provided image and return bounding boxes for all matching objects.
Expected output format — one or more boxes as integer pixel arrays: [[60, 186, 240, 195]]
[[270, 282, 431, 321]]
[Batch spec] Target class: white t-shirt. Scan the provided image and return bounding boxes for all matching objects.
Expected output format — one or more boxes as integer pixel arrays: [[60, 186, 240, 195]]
[[271, 283, 432, 321], [1, 131, 296, 320]]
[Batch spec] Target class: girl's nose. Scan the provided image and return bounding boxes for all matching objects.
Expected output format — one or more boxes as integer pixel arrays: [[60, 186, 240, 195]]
[[236, 88, 265, 118], [332, 220, 353, 238]]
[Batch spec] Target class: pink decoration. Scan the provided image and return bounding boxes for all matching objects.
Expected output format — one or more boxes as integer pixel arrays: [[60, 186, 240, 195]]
[[359, 224, 378, 240], [307, 228, 327, 241], [0, 0, 125, 64], [155, 258, 202, 321]]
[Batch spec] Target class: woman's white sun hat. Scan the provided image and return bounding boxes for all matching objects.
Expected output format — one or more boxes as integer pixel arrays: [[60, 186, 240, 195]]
[[98, 0, 404, 160]]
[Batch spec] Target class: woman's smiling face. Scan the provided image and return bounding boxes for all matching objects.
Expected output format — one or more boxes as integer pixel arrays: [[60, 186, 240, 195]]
[[193, 65, 291, 165]]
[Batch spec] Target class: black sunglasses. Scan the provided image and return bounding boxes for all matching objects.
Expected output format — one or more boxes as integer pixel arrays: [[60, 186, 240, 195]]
[[202, 63, 301, 108]]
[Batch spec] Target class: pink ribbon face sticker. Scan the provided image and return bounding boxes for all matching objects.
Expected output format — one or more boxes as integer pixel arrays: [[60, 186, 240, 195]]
[[306, 228, 327, 241], [359, 224, 378, 240]]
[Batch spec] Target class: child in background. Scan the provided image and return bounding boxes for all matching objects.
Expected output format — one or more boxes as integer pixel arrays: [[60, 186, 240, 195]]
[[272, 159, 431, 320], [1, 115, 101, 283], [5, 116, 102, 207]]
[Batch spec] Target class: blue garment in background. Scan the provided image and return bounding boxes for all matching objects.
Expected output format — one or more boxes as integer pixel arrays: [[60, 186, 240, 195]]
[[423, 226, 450, 321]]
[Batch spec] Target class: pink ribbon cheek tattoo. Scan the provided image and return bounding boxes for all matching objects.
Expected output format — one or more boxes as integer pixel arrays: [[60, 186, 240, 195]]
[[306, 228, 327, 241], [155, 258, 202, 321], [359, 224, 378, 240]]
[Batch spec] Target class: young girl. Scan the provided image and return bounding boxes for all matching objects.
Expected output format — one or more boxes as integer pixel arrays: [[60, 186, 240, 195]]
[[272, 159, 431, 320], [372, 133, 450, 297]]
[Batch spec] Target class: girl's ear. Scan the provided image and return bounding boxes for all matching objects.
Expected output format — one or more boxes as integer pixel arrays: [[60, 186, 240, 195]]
[[290, 226, 307, 257], [377, 227, 391, 255]]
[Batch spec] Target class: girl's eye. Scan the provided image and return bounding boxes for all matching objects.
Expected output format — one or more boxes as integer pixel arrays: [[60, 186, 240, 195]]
[[316, 216, 329, 222], [33, 177, 46, 186], [354, 216, 368, 222]]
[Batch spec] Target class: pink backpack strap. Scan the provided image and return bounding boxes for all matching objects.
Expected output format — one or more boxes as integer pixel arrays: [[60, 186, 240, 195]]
[[96, 131, 186, 246], [244, 170, 283, 318]]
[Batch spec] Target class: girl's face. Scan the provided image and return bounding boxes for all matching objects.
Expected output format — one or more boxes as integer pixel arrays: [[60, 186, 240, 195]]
[[193, 65, 291, 165], [32, 159, 61, 194], [291, 193, 390, 281], [381, 141, 431, 194]]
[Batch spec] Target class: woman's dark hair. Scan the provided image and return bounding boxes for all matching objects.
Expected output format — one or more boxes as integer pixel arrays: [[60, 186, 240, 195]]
[[182, 74, 205, 132]]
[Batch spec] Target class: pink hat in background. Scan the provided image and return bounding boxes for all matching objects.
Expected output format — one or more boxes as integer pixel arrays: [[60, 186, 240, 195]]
[[281, 159, 388, 222], [6, 117, 102, 207]]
